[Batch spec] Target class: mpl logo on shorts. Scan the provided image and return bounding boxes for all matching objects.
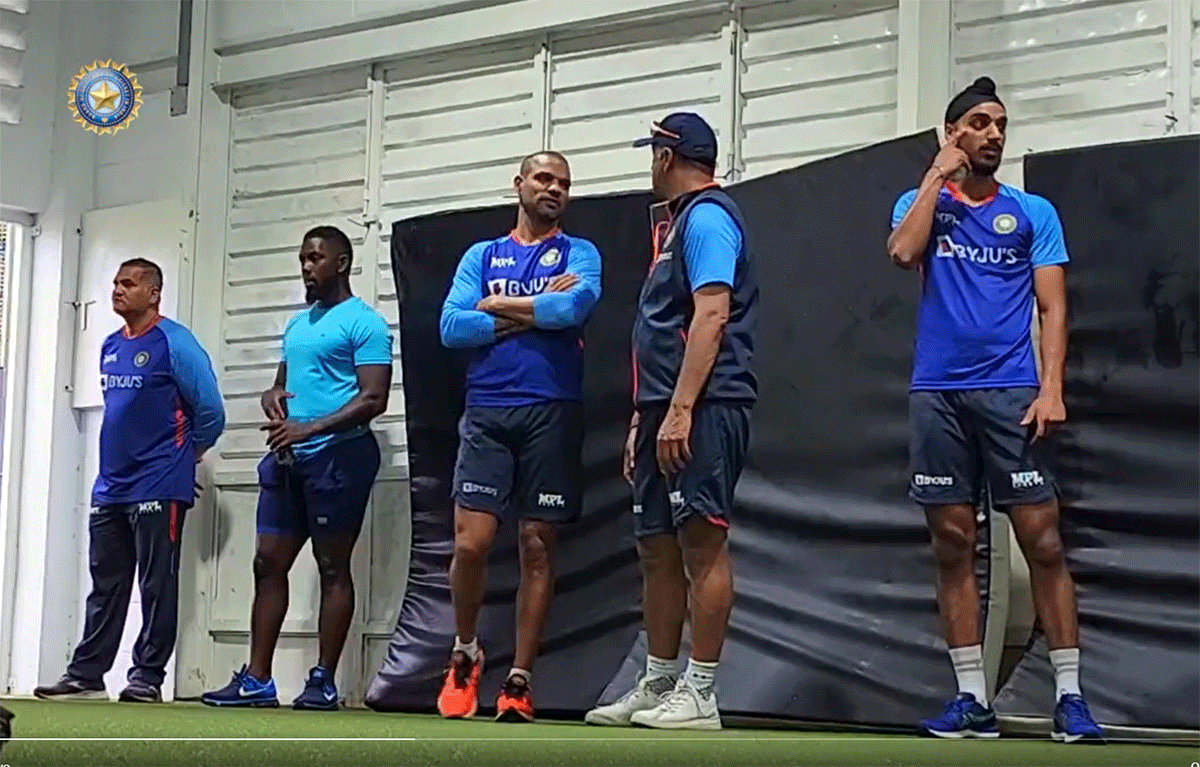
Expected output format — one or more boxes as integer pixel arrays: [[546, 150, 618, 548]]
[[538, 493, 565, 508], [1010, 471, 1044, 489], [913, 474, 954, 486], [135, 501, 162, 514], [461, 481, 498, 496]]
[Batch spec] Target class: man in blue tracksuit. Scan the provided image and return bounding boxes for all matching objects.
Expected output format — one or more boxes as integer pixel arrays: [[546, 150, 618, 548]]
[[435, 150, 602, 723], [35, 258, 225, 704]]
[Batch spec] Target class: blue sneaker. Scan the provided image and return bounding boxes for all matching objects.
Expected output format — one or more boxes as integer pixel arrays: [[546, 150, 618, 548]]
[[919, 693, 1000, 738], [200, 665, 279, 708], [1053, 693, 1105, 743], [293, 666, 339, 711]]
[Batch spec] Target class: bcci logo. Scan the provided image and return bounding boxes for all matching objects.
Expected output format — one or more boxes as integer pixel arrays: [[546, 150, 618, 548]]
[[539, 248, 561, 267], [133, 351, 150, 367], [67, 60, 143, 135], [992, 213, 1017, 235]]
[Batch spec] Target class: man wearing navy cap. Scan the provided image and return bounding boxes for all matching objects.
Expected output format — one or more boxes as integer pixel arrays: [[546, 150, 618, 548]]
[[889, 77, 1103, 743], [585, 112, 757, 730]]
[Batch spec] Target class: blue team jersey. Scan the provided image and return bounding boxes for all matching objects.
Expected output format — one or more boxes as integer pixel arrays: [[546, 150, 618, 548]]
[[440, 231, 602, 408], [93, 317, 225, 507], [891, 183, 1069, 390], [281, 296, 394, 458]]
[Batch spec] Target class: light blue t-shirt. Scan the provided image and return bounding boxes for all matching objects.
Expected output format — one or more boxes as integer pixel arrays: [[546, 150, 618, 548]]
[[281, 296, 394, 457], [682, 202, 744, 290]]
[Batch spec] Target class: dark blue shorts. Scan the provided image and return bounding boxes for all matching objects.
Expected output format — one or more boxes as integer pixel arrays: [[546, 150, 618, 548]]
[[908, 387, 1057, 508], [255, 431, 381, 539], [453, 401, 584, 524], [631, 401, 752, 538]]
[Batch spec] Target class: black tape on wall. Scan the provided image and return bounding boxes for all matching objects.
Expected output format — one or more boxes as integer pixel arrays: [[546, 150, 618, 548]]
[[993, 136, 1200, 729]]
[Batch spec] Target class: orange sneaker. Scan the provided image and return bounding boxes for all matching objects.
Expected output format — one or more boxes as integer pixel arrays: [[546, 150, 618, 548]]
[[437, 648, 483, 719], [495, 674, 535, 723]]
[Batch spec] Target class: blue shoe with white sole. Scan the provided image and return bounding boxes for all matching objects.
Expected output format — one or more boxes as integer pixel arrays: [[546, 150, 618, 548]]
[[292, 666, 340, 711], [1052, 693, 1105, 743], [200, 665, 279, 708], [919, 693, 1000, 738]]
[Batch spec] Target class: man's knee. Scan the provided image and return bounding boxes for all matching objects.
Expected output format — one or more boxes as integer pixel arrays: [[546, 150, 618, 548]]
[[252, 550, 290, 584], [637, 532, 684, 580], [518, 520, 555, 576], [313, 546, 354, 591], [453, 507, 497, 565], [1011, 504, 1066, 569], [926, 506, 977, 569], [677, 515, 729, 579]]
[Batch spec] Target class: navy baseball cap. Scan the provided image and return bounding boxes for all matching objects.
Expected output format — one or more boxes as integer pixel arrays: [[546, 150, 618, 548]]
[[632, 112, 718, 167]]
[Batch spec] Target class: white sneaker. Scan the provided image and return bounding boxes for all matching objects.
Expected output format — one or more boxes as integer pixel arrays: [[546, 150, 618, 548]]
[[584, 674, 676, 726], [629, 679, 722, 730]]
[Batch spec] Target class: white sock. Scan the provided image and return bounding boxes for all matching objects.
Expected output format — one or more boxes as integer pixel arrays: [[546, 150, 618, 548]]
[[508, 668, 531, 684], [453, 636, 479, 659], [683, 658, 718, 695], [949, 645, 988, 704], [646, 654, 678, 681], [1049, 647, 1081, 698]]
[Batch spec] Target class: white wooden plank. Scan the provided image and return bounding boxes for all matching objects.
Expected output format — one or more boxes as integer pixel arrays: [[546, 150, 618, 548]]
[[233, 126, 367, 170], [550, 69, 724, 122], [232, 156, 365, 199], [552, 35, 723, 91], [953, 0, 1135, 26], [381, 167, 520, 217], [742, 5, 898, 59], [742, 109, 898, 165], [233, 94, 368, 142], [223, 339, 282, 371], [963, 35, 1166, 90], [224, 280, 307, 315], [224, 311, 295, 344], [741, 41, 898, 95], [954, 1, 1168, 61], [741, 75, 897, 126], [1007, 71, 1168, 120], [229, 187, 364, 229], [383, 99, 536, 146], [381, 127, 535, 178], [385, 67, 533, 116]]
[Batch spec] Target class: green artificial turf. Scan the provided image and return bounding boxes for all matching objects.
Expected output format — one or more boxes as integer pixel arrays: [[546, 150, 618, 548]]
[[0, 699, 1194, 767]]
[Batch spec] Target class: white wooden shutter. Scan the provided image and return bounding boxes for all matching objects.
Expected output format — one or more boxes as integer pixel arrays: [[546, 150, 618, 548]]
[[0, 0, 27, 124], [739, 0, 900, 180], [548, 10, 732, 196], [951, 0, 1174, 187]]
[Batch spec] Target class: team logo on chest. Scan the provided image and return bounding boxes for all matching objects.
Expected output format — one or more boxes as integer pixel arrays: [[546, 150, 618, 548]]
[[133, 351, 150, 367], [539, 248, 561, 267], [992, 213, 1017, 235]]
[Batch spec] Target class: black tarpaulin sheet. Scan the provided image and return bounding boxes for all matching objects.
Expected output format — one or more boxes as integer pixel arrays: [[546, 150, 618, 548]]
[[993, 135, 1200, 729], [368, 130, 994, 726], [366, 192, 653, 712]]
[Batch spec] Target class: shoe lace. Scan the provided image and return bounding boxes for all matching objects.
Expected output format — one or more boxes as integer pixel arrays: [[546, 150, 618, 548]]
[[943, 695, 976, 719], [658, 686, 695, 714], [1061, 695, 1093, 723], [448, 651, 473, 690], [501, 677, 529, 700]]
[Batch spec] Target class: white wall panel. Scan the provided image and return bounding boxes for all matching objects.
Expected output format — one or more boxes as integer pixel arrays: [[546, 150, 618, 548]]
[[376, 42, 542, 331], [952, 0, 1174, 187], [222, 69, 369, 478], [1192, 0, 1199, 124], [548, 12, 731, 195], [740, 1, 900, 179]]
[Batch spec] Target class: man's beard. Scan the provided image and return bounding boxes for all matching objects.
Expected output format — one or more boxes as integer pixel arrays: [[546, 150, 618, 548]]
[[521, 198, 559, 226], [970, 151, 1002, 177]]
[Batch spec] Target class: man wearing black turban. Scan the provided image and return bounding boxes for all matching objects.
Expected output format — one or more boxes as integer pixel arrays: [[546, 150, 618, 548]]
[[886, 77, 1104, 744]]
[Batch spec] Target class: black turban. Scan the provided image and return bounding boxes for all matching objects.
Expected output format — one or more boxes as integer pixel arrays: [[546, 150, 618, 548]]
[[945, 76, 1005, 124]]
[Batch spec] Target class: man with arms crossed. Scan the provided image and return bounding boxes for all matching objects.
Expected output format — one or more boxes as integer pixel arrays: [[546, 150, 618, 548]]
[[887, 76, 1103, 743], [586, 112, 757, 731], [202, 226, 393, 710], [36, 258, 225, 704], [437, 151, 602, 723]]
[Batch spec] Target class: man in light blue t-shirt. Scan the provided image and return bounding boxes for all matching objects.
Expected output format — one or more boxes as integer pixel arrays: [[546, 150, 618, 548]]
[[202, 226, 393, 712]]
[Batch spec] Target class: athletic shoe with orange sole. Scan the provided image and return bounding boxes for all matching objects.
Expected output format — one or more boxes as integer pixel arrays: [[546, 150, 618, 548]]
[[495, 675, 535, 723], [437, 648, 483, 719]]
